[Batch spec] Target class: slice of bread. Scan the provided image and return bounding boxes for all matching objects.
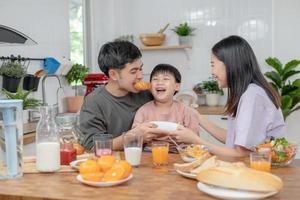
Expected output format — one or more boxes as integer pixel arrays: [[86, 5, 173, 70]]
[[191, 156, 218, 174], [174, 152, 211, 172], [197, 166, 283, 192]]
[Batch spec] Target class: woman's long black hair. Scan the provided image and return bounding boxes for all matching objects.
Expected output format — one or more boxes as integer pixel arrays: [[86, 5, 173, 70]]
[[212, 35, 280, 117]]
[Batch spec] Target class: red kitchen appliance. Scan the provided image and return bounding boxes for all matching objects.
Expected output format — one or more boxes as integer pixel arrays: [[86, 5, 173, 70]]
[[83, 73, 108, 96]]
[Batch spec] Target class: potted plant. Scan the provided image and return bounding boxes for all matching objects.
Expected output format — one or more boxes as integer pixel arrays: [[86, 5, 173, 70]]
[[65, 63, 89, 113], [201, 79, 223, 106], [193, 83, 206, 105], [264, 57, 300, 120], [171, 22, 196, 45], [0, 61, 26, 92], [2, 86, 42, 123]]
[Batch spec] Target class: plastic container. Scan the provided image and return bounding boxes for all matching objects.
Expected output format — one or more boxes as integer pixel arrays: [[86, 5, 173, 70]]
[[0, 100, 23, 179]]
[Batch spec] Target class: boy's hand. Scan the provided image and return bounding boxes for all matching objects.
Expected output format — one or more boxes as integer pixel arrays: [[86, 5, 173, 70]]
[[131, 122, 170, 142]]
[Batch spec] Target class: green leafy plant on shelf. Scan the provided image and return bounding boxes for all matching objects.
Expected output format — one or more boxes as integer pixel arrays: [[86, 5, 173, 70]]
[[65, 63, 89, 95], [2, 86, 42, 110], [264, 57, 300, 120], [171, 22, 196, 36], [114, 35, 134, 43], [0, 61, 26, 78], [201, 79, 224, 95]]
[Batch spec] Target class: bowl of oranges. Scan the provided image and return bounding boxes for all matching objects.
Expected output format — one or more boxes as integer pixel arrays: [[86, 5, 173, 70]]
[[76, 155, 133, 187]]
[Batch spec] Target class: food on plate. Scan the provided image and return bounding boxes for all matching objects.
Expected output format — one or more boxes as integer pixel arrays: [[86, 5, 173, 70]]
[[78, 156, 132, 182], [79, 159, 101, 174], [134, 81, 151, 91], [174, 152, 211, 172], [197, 166, 283, 192], [177, 144, 209, 160], [97, 155, 116, 172], [73, 142, 85, 155], [174, 154, 245, 174], [257, 137, 297, 164], [186, 145, 208, 158], [81, 172, 104, 182]]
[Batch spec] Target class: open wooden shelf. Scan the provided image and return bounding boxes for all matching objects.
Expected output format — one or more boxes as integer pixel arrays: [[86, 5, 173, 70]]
[[139, 45, 192, 51]]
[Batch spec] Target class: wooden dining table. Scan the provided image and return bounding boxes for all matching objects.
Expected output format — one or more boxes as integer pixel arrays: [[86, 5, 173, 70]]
[[0, 153, 299, 200]]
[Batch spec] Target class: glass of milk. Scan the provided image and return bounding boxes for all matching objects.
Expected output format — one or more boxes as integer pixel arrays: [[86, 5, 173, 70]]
[[123, 131, 143, 167]]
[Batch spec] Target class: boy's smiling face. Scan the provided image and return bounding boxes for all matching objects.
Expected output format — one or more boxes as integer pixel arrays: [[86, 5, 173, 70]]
[[150, 72, 180, 103]]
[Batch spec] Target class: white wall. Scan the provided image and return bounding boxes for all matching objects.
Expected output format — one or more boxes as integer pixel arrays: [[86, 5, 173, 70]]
[[88, 0, 300, 146], [0, 0, 71, 107], [89, 0, 272, 92], [273, 0, 300, 150]]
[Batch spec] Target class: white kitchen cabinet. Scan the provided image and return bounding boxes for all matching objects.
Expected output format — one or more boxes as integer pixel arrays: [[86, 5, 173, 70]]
[[199, 115, 228, 146]]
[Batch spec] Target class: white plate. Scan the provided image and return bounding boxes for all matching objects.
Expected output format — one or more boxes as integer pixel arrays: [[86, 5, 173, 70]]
[[70, 159, 87, 170], [176, 170, 197, 180], [182, 156, 197, 163], [77, 174, 133, 187], [197, 182, 278, 200], [150, 121, 178, 131]]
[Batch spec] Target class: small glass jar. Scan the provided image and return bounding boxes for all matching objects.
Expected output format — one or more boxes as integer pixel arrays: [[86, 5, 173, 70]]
[[36, 105, 60, 172], [56, 113, 79, 165]]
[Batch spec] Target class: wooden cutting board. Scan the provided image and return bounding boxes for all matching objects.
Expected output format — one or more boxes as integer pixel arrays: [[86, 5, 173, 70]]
[[23, 153, 93, 174]]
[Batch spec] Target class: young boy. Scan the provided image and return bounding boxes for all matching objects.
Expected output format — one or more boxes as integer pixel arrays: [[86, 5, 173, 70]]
[[132, 64, 200, 152], [78, 41, 168, 150]]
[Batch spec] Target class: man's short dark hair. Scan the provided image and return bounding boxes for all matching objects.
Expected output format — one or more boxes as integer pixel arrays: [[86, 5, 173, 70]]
[[98, 41, 142, 76], [150, 64, 181, 83]]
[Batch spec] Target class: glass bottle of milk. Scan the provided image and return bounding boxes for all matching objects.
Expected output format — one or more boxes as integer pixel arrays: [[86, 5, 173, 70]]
[[36, 105, 60, 172]]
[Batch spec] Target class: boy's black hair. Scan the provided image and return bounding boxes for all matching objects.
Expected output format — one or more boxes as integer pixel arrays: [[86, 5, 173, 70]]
[[150, 64, 181, 83], [98, 41, 142, 76]]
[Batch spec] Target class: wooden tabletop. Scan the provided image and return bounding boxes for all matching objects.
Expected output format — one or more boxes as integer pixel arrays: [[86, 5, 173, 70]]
[[0, 153, 299, 200]]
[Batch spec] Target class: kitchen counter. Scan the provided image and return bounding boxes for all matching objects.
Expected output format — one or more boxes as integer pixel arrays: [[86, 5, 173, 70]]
[[196, 105, 225, 115], [0, 153, 299, 200]]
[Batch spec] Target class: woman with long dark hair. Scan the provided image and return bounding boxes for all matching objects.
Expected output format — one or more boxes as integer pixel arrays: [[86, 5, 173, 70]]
[[170, 35, 286, 157]]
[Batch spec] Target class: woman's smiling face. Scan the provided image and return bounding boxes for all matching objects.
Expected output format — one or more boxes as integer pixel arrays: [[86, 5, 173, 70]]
[[211, 53, 228, 88]]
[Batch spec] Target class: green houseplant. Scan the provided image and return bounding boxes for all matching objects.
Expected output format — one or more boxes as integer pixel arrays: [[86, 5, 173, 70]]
[[0, 61, 26, 92], [172, 22, 196, 45], [2, 85, 42, 123], [264, 57, 300, 120], [65, 63, 89, 113], [200, 79, 223, 106]]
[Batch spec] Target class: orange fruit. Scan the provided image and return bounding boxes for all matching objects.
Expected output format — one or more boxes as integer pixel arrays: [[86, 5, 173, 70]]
[[81, 172, 104, 182], [134, 81, 151, 91], [97, 155, 116, 173], [114, 160, 132, 179], [79, 159, 101, 174], [73, 142, 85, 155], [103, 166, 125, 182]]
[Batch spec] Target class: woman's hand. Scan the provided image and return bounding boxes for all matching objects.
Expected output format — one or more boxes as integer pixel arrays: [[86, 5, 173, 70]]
[[169, 125, 200, 144]]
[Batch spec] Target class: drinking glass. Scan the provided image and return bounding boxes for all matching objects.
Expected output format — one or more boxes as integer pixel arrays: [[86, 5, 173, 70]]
[[94, 134, 113, 157], [152, 141, 169, 167], [123, 131, 143, 167], [250, 151, 271, 172]]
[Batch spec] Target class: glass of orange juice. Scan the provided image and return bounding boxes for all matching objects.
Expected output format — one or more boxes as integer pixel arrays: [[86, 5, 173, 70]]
[[250, 151, 271, 172], [151, 141, 169, 167]]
